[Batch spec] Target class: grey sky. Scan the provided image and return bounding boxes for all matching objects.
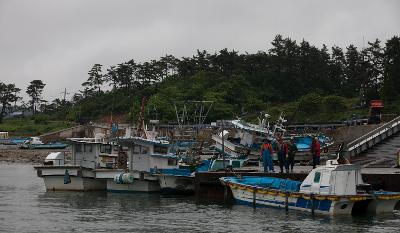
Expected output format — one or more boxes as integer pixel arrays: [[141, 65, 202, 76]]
[[0, 0, 399, 101]]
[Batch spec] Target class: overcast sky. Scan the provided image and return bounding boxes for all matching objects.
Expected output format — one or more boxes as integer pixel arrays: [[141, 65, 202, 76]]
[[0, 0, 399, 102]]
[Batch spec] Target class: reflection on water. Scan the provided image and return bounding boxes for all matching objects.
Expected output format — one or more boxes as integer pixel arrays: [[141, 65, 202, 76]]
[[0, 163, 399, 232]]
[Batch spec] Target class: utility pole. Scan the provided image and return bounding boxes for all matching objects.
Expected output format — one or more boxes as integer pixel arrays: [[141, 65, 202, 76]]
[[222, 120, 225, 169], [60, 88, 70, 103]]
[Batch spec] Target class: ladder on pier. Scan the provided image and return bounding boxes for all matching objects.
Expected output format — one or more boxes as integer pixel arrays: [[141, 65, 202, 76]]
[[344, 115, 400, 158]]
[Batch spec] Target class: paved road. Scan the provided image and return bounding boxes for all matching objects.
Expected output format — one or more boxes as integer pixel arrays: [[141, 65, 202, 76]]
[[351, 132, 400, 168]]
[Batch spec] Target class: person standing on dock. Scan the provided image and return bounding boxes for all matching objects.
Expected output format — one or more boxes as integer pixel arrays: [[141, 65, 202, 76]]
[[277, 138, 288, 173], [311, 137, 321, 169], [287, 138, 298, 172], [260, 139, 274, 172]]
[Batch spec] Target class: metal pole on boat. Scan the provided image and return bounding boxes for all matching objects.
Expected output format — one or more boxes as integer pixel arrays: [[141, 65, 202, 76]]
[[285, 192, 289, 212], [252, 187, 256, 208], [222, 120, 225, 169], [224, 184, 228, 204], [310, 193, 315, 215]]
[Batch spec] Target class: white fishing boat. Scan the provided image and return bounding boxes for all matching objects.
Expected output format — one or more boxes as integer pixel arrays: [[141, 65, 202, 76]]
[[96, 136, 181, 192], [34, 137, 117, 191], [211, 114, 287, 164], [220, 159, 400, 215]]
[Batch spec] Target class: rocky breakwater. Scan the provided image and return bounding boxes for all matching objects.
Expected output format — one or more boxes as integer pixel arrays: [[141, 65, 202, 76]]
[[0, 145, 70, 164]]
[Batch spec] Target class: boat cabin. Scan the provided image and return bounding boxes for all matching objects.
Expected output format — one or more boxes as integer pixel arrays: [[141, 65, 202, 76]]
[[44, 152, 65, 166], [0, 132, 9, 139], [300, 160, 364, 195], [116, 137, 179, 172], [68, 138, 119, 169], [25, 137, 44, 145]]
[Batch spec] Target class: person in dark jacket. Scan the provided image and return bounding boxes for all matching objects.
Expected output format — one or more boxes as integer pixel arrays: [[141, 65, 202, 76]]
[[276, 138, 288, 173], [311, 137, 321, 169], [287, 138, 298, 172]]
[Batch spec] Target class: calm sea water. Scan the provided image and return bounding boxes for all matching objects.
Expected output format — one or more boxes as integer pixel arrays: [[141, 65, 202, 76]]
[[0, 163, 400, 233]]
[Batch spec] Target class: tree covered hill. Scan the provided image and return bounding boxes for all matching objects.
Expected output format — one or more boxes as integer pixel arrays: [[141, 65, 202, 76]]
[[4, 35, 399, 125]]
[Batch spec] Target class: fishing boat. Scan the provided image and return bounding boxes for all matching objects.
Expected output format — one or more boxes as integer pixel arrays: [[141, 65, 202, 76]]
[[34, 137, 117, 191], [95, 134, 181, 192], [293, 134, 333, 154], [154, 160, 212, 194], [220, 159, 400, 215], [0, 132, 29, 145], [209, 158, 247, 171], [19, 137, 68, 149], [154, 168, 195, 194], [212, 114, 288, 164]]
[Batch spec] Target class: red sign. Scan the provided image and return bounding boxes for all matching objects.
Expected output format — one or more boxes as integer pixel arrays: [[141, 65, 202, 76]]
[[370, 100, 384, 108]]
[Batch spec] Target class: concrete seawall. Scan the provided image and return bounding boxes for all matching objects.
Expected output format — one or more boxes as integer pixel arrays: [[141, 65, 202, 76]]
[[39, 125, 86, 143]]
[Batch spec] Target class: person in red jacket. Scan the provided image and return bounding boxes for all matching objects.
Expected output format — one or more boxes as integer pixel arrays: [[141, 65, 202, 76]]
[[311, 137, 321, 169]]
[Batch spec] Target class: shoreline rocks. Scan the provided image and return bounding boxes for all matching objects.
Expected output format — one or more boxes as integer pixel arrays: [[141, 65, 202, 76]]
[[0, 145, 70, 164]]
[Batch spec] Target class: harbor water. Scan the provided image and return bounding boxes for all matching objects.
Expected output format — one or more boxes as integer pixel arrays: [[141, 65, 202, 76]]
[[1, 163, 400, 233]]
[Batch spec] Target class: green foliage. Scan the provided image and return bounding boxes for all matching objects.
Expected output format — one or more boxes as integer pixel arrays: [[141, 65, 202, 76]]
[[382, 36, 400, 102], [298, 92, 323, 114], [33, 114, 48, 124], [26, 80, 45, 115], [0, 118, 73, 137], [322, 95, 348, 113], [40, 35, 400, 124], [0, 82, 20, 123]]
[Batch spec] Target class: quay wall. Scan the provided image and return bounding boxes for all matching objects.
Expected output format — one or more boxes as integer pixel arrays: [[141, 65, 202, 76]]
[[39, 125, 86, 143]]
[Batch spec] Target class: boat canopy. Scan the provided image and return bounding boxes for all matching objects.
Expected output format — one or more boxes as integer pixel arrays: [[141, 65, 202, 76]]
[[300, 160, 363, 195], [221, 176, 301, 192]]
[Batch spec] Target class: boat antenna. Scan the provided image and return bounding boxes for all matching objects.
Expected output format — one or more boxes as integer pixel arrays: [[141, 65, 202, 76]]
[[137, 96, 148, 138]]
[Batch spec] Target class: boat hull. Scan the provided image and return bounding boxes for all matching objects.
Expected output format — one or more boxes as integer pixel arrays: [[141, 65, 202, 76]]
[[20, 144, 68, 149], [96, 170, 161, 192], [43, 176, 106, 191], [107, 179, 160, 192], [227, 182, 400, 215], [158, 174, 195, 194], [35, 165, 106, 191]]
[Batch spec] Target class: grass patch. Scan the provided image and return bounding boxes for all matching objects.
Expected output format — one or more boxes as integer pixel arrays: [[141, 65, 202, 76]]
[[0, 118, 73, 137]]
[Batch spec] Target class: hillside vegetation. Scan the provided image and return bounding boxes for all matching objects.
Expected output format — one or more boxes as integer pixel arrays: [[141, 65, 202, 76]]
[[3, 35, 400, 126]]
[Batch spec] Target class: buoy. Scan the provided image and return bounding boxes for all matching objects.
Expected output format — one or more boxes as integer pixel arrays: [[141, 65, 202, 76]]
[[64, 169, 71, 184]]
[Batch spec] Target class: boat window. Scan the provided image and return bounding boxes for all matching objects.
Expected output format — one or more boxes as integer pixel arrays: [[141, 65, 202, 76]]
[[133, 145, 141, 154], [141, 146, 148, 154], [75, 144, 82, 153], [168, 158, 177, 166], [154, 145, 168, 154], [314, 172, 321, 183], [100, 144, 112, 154], [84, 144, 92, 152]]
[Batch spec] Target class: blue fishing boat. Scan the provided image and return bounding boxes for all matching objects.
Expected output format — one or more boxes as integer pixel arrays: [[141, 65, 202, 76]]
[[0, 132, 29, 145], [19, 137, 68, 149], [220, 159, 400, 215], [291, 134, 333, 153]]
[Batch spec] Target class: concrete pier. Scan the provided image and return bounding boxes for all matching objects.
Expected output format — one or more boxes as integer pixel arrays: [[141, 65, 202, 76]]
[[345, 115, 400, 158]]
